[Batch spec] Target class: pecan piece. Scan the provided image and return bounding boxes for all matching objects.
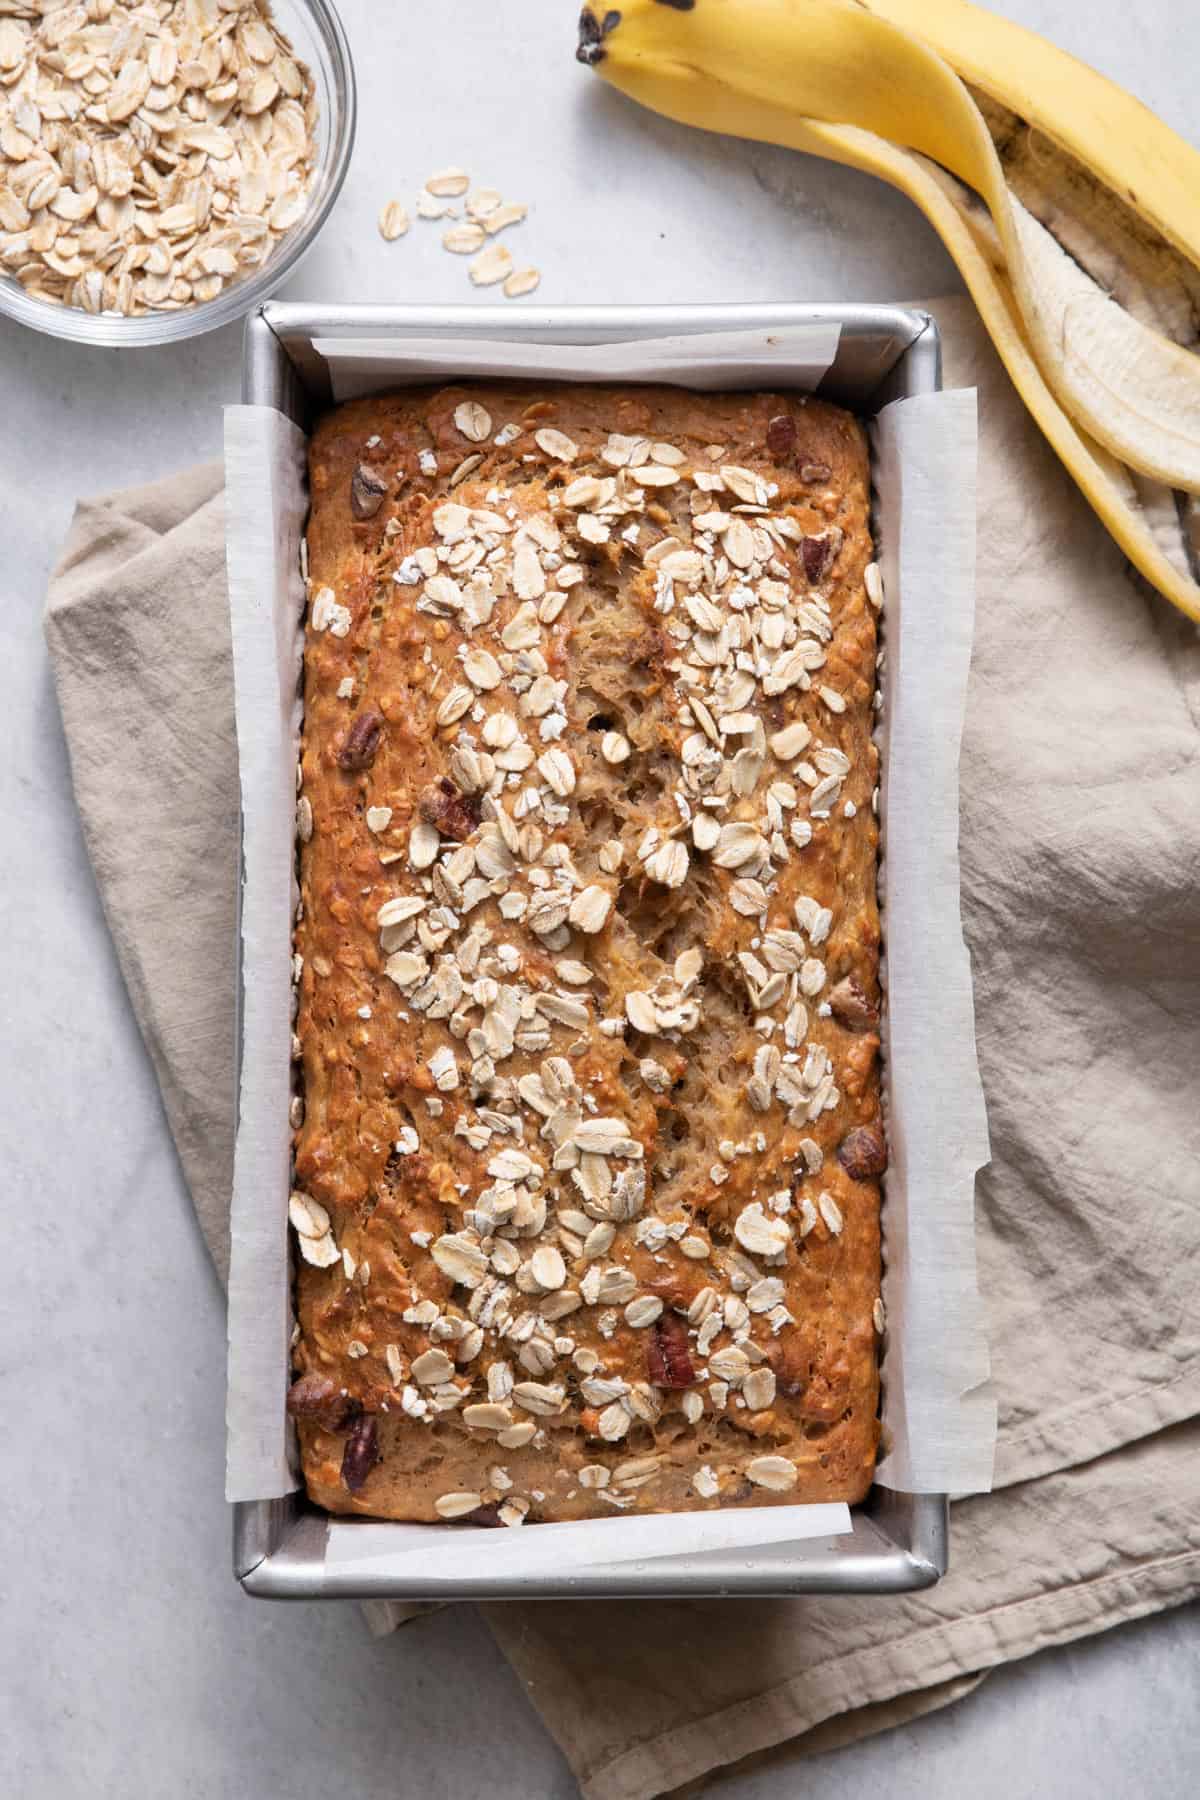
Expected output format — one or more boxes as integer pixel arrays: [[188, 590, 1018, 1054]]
[[765, 413, 797, 457], [837, 1125, 888, 1181], [647, 1311, 696, 1389], [341, 1414, 379, 1492], [418, 776, 481, 842], [350, 462, 388, 520], [460, 1501, 504, 1528], [829, 976, 879, 1031], [286, 1373, 358, 1432], [337, 708, 385, 772], [801, 531, 840, 584]]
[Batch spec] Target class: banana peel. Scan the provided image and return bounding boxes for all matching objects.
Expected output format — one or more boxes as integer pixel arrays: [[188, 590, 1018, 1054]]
[[575, 0, 1200, 622], [855, 0, 1200, 274]]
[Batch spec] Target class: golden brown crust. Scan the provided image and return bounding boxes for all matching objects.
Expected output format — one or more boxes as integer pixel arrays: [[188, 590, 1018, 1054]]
[[291, 383, 882, 1524]]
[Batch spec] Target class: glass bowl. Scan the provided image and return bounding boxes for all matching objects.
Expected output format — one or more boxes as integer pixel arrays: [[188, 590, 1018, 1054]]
[[0, 0, 355, 348]]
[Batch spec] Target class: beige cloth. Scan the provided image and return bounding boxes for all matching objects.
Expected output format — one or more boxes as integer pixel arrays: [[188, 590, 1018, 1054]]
[[45, 298, 1200, 1799]]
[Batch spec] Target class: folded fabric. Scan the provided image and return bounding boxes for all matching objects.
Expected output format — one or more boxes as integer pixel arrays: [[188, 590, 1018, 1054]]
[[45, 296, 1200, 1798], [486, 1421, 1200, 1799]]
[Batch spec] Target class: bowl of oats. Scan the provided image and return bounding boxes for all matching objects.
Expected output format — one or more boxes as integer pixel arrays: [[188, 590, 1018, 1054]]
[[0, 0, 355, 345]]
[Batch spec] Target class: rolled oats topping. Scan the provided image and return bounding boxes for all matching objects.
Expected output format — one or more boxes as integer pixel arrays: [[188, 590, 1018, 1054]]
[[291, 384, 883, 1524]]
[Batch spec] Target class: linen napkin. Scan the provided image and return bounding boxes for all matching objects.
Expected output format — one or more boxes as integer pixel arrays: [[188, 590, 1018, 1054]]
[[45, 297, 1200, 1799]]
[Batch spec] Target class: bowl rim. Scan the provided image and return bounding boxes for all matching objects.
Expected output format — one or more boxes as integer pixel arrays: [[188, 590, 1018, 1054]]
[[0, 0, 357, 349]]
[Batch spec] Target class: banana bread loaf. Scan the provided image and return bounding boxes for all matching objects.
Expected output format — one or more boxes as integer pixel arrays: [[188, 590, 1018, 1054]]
[[288, 382, 885, 1524]]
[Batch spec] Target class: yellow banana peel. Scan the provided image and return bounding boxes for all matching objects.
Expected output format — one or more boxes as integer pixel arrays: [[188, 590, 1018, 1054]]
[[575, 0, 1200, 623], [856, 0, 1200, 274]]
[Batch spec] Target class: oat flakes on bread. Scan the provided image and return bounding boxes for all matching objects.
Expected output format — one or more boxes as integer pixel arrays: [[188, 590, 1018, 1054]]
[[289, 382, 885, 1523]]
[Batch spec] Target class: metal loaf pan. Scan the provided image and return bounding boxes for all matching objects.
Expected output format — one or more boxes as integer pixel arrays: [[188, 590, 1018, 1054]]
[[234, 300, 948, 1601]]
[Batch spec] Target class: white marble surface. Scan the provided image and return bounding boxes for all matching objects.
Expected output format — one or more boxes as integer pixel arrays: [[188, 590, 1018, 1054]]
[[2, 2, 1196, 1795]]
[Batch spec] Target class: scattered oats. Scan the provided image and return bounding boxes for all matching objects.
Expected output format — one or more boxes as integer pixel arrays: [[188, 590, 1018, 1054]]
[[818, 1192, 844, 1235], [770, 721, 812, 760], [377, 895, 426, 928], [733, 1202, 790, 1259], [409, 820, 440, 869], [714, 823, 764, 870], [462, 1403, 515, 1432], [865, 561, 884, 608], [450, 454, 484, 487], [427, 1045, 460, 1092], [800, 957, 826, 997], [535, 427, 579, 463], [818, 685, 847, 715], [709, 1346, 750, 1386], [746, 1455, 798, 1491], [288, 1192, 330, 1239], [643, 839, 689, 889], [722, 518, 755, 568], [467, 187, 503, 219], [497, 1421, 538, 1449], [504, 268, 541, 299], [639, 1058, 671, 1093], [463, 647, 503, 690], [742, 1368, 777, 1410], [427, 166, 470, 197], [435, 1491, 484, 1518], [597, 1401, 631, 1442], [453, 400, 493, 442], [600, 731, 631, 765], [746, 1276, 786, 1313], [412, 1347, 456, 1385], [530, 1246, 567, 1291], [729, 878, 768, 917], [295, 1227, 339, 1269], [624, 1295, 664, 1329], [569, 885, 612, 933], [431, 1230, 486, 1284], [873, 1296, 886, 1333], [692, 1465, 720, 1499], [365, 806, 393, 833], [484, 202, 529, 234], [512, 543, 546, 600], [538, 746, 576, 796], [436, 684, 475, 727], [394, 1126, 420, 1155], [444, 223, 486, 254], [625, 991, 657, 1034], [512, 1380, 566, 1417], [379, 200, 410, 241], [469, 243, 514, 286], [311, 588, 351, 637]]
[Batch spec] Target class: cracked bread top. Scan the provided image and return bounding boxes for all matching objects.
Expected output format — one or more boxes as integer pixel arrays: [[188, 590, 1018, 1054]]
[[289, 382, 885, 1524]]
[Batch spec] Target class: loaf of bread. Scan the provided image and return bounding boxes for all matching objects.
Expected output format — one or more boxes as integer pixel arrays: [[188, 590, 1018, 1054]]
[[288, 382, 885, 1525]]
